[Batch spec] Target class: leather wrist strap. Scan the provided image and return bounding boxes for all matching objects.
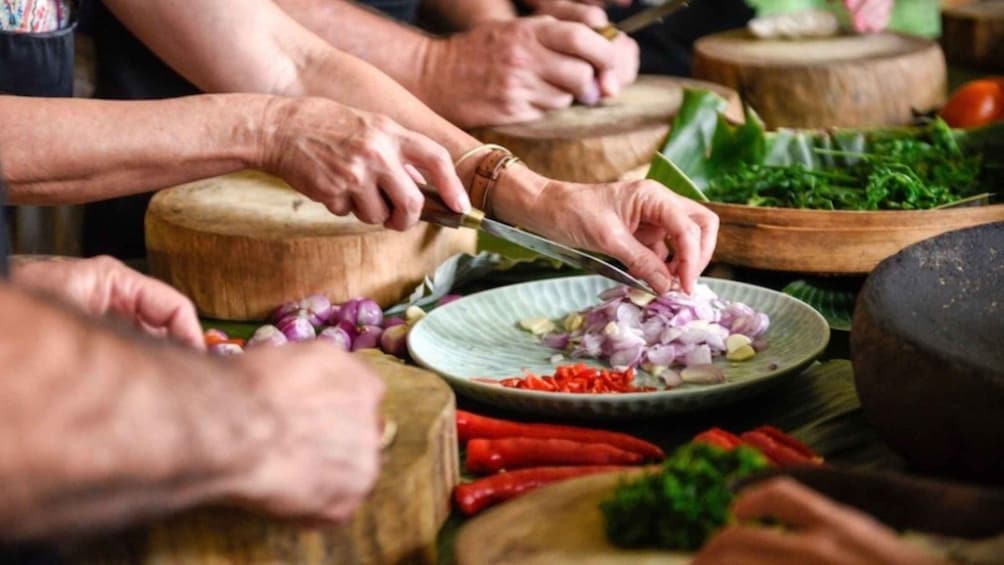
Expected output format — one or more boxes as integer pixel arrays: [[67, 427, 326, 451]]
[[468, 148, 520, 218]]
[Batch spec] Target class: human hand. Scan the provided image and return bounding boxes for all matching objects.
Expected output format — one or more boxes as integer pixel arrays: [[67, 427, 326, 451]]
[[693, 477, 946, 565], [844, 0, 894, 33], [11, 255, 203, 349], [530, 0, 639, 89], [228, 344, 385, 523], [493, 168, 718, 295], [260, 97, 469, 230], [525, 0, 633, 7], [422, 15, 630, 128]]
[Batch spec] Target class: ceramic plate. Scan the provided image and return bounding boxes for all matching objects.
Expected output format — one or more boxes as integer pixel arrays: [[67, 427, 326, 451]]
[[408, 276, 829, 418]]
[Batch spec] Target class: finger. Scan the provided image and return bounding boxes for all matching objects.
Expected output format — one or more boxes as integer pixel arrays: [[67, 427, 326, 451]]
[[534, 0, 609, 27], [695, 526, 819, 565], [325, 195, 353, 217], [601, 225, 675, 295], [732, 477, 838, 528], [535, 49, 600, 104], [536, 20, 618, 74], [378, 165, 425, 231], [635, 225, 670, 260], [400, 131, 470, 213], [525, 73, 577, 111], [648, 198, 702, 294], [350, 186, 391, 225], [122, 276, 205, 350], [688, 205, 719, 271], [598, 68, 621, 98]]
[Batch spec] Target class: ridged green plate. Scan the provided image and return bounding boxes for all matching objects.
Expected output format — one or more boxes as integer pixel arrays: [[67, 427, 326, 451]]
[[408, 276, 830, 418]]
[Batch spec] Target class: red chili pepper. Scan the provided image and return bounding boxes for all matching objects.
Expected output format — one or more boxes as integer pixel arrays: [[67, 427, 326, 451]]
[[693, 427, 744, 450], [465, 438, 644, 473], [496, 364, 656, 394], [453, 466, 627, 515], [749, 425, 823, 464], [456, 411, 664, 461], [740, 430, 819, 467]]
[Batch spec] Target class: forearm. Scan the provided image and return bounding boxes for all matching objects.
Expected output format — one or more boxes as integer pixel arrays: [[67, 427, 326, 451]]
[[421, 0, 517, 29], [0, 285, 270, 541], [104, 0, 482, 169], [0, 94, 265, 205], [275, 0, 434, 94]]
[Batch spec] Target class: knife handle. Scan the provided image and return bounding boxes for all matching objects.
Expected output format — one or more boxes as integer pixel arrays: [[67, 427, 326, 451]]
[[419, 190, 485, 231]]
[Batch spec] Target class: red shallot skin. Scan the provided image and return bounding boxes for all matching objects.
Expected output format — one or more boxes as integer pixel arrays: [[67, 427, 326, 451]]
[[333, 298, 362, 326], [278, 316, 316, 343], [380, 324, 410, 357], [353, 325, 383, 351], [356, 299, 384, 327], [247, 324, 289, 348], [318, 325, 353, 351]]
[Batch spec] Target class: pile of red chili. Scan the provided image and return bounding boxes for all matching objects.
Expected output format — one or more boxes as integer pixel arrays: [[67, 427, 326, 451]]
[[453, 410, 824, 516], [498, 363, 656, 394]]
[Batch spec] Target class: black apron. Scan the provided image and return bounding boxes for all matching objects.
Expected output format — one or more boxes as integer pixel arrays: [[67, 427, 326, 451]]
[[84, 0, 422, 259]]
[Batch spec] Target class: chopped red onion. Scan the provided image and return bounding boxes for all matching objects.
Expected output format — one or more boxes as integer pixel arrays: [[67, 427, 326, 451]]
[[278, 316, 316, 342], [318, 325, 353, 351], [356, 299, 384, 327], [539, 283, 770, 380], [352, 325, 383, 351], [247, 324, 288, 348]]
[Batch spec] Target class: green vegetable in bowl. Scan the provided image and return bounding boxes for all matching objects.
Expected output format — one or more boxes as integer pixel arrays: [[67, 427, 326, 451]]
[[600, 442, 768, 551], [651, 89, 1002, 211], [705, 119, 983, 210]]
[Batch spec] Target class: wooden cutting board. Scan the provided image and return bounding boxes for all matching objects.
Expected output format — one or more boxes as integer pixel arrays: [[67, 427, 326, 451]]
[[455, 470, 690, 565], [693, 31, 947, 128], [942, 1, 1004, 71], [471, 75, 741, 183], [454, 467, 983, 565], [70, 351, 458, 565], [145, 170, 477, 321]]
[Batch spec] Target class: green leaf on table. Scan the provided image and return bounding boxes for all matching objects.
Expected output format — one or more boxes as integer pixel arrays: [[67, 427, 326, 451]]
[[783, 279, 857, 332], [647, 153, 707, 202]]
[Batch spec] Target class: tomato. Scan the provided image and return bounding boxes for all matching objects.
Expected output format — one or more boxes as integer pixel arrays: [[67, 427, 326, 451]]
[[940, 79, 1004, 128]]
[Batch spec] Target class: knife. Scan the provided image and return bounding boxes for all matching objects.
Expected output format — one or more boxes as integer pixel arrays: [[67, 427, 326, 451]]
[[595, 0, 691, 40], [420, 192, 653, 294]]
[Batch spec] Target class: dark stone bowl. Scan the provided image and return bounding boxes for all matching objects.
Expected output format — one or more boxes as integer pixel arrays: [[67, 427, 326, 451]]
[[851, 222, 1004, 484]]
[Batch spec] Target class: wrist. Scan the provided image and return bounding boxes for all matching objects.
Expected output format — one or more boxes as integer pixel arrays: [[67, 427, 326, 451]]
[[490, 164, 550, 229], [247, 95, 290, 172], [415, 37, 457, 119]]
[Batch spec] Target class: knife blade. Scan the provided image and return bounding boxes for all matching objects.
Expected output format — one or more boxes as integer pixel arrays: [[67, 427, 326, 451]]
[[420, 192, 653, 294], [596, 0, 691, 39]]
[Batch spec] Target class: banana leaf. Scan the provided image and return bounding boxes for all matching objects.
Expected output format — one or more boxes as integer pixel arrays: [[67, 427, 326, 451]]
[[650, 89, 1004, 206]]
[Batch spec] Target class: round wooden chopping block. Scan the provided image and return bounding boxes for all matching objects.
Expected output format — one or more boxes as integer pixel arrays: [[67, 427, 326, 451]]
[[145, 170, 477, 321], [470, 75, 742, 183], [941, 1, 1004, 71], [693, 30, 947, 128], [70, 351, 459, 565]]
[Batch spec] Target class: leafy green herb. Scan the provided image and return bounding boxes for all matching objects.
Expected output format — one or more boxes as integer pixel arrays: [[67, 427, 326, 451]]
[[600, 442, 769, 551], [704, 119, 983, 210], [651, 89, 1002, 211]]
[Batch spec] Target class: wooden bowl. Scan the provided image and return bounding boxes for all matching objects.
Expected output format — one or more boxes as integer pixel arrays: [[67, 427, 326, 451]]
[[851, 222, 1004, 484], [708, 202, 1004, 274]]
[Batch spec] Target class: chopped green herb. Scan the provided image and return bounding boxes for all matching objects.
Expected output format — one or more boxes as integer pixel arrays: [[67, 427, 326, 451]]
[[704, 119, 984, 210], [600, 442, 769, 551]]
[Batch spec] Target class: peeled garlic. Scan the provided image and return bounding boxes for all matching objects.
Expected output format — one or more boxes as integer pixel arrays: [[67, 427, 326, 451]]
[[405, 305, 426, 325], [726, 334, 753, 354], [727, 344, 757, 362], [563, 312, 584, 332], [519, 317, 556, 336]]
